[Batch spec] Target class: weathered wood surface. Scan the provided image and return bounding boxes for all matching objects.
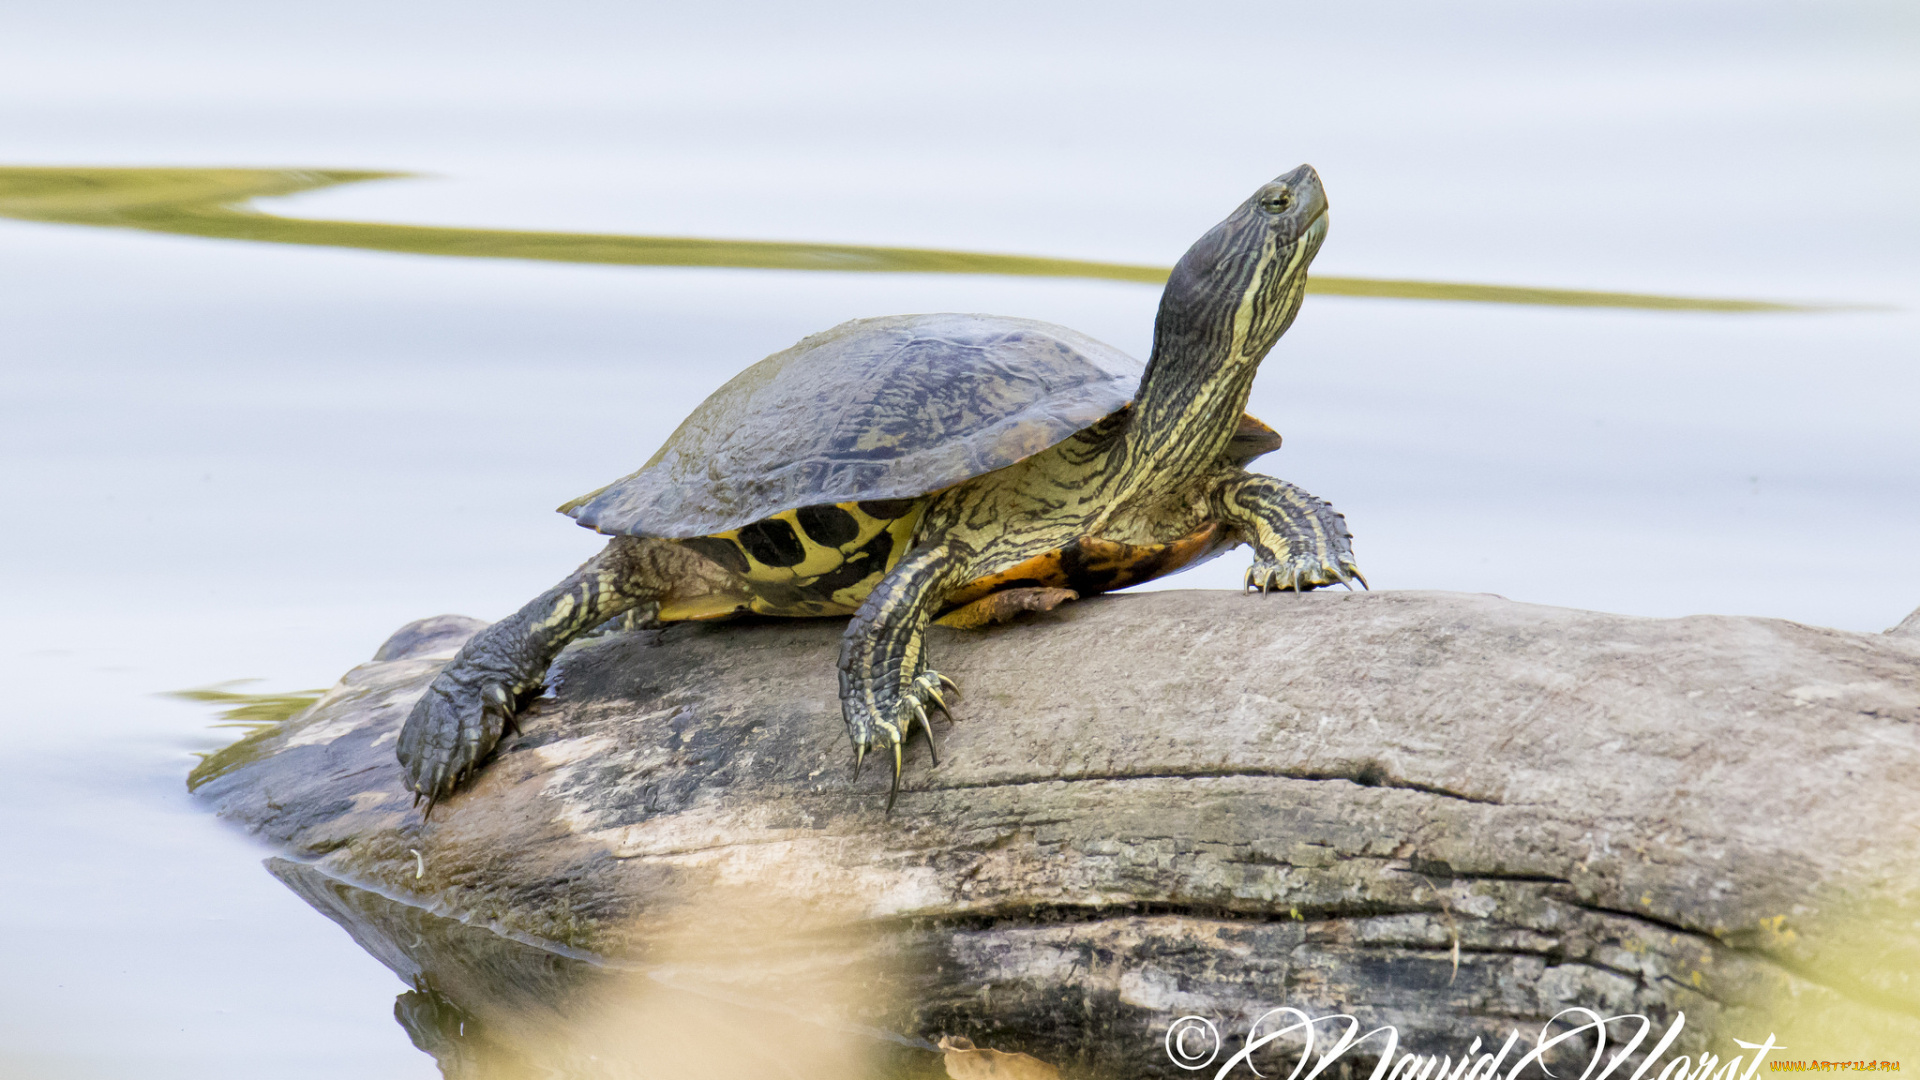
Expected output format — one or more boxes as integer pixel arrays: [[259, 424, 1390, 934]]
[[194, 590, 1920, 1073]]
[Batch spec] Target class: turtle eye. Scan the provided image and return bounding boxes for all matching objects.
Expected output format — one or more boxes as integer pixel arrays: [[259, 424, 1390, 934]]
[[1260, 188, 1294, 214]]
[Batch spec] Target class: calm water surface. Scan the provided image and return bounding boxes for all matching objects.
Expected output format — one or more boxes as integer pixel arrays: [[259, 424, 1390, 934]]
[[2, 2, 1916, 1076]]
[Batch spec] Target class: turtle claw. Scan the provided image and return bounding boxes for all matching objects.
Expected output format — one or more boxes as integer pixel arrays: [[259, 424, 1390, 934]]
[[397, 666, 517, 814], [845, 667, 958, 813], [910, 671, 958, 721], [1245, 564, 1299, 594], [886, 739, 905, 813], [1243, 553, 1367, 595], [925, 687, 952, 718], [909, 700, 938, 766], [486, 683, 522, 736]]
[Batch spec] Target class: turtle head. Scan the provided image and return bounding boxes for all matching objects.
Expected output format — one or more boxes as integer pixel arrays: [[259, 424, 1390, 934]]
[[1149, 165, 1328, 374]]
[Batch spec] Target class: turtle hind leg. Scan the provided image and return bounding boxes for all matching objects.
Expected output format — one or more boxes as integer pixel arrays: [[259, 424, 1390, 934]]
[[837, 540, 970, 811], [397, 537, 689, 810], [1205, 469, 1365, 593], [583, 601, 663, 639]]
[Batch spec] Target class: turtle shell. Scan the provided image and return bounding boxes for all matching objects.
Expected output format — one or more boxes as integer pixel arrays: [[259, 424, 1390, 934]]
[[560, 313, 1144, 539]]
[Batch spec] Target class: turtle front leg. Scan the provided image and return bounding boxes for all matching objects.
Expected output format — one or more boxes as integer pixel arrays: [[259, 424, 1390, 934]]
[[838, 541, 968, 810], [397, 536, 672, 810], [1206, 469, 1365, 593]]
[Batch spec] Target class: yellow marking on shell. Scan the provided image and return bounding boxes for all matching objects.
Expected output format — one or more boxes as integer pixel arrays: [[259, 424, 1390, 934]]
[[749, 596, 850, 617], [686, 500, 926, 618], [656, 593, 750, 622], [987, 420, 1063, 464], [852, 427, 915, 455], [823, 511, 923, 608], [715, 502, 921, 586], [759, 508, 848, 579]]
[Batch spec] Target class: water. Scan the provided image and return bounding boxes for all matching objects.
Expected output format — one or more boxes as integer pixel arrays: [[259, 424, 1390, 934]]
[[2, 1, 1916, 1076]]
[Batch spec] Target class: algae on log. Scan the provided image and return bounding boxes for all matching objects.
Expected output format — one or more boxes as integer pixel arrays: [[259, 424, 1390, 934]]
[[192, 590, 1920, 1074]]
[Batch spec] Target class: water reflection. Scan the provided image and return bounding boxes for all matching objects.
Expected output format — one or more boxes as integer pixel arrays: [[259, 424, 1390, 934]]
[[167, 683, 326, 790], [271, 859, 945, 1079], [0, 166, 1823, 313], [270, 860, 604, 1078], [167, 681, 324, 732]]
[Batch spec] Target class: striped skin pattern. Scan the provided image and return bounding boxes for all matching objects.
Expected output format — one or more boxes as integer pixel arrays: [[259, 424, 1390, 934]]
[[394, 537, 730, 806], [1207, 474, 1364, 593], [830, 167, 1356, 800], [396, 165, 1363, 812]]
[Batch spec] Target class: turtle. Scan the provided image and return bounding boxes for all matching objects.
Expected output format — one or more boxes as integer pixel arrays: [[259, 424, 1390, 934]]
[[398, 164, 1362, 811]]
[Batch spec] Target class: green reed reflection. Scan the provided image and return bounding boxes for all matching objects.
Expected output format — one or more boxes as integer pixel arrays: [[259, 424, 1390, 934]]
[[168, 680, 325, 792], [168, 680, 325, 731], [0, 166, 1827, 312]]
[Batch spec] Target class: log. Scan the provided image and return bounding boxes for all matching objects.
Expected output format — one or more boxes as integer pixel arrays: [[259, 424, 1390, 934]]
[[193, 590, 1920, 1075]]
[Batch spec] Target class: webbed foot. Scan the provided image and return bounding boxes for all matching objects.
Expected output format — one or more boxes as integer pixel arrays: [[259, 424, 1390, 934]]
[[1243, 551, 1367, 594], [847, 668, 958, 812], [1206, 470, 1365, 595], [390, 538, 670, 816], [397, 665, 518, 813]]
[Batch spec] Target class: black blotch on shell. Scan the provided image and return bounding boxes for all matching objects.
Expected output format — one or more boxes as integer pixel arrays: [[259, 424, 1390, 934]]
[[737, 519, 808, 568], [796, 504, 861, 548], [804, 528, 897, 598], [679, 536, 751, 576], [858, 498, 919, 520]]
